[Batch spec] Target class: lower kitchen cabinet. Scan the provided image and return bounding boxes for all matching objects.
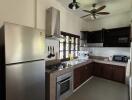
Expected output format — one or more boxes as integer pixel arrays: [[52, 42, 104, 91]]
[[74, 66, 82, 89], [74, 62, 126, 90], [87, 63, 93, 78], [93, 63, 126, 83], [102, 64, 113, 80], [81, 65, 87, 83], [93, 63, 103, 77], [74, 63, 93, 89], [113, 65, 126, 83], [82, 63, 93, 83]]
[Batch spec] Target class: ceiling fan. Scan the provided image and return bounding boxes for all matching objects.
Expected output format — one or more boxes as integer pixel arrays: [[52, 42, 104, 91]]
[[69, 0, 80, 10], [81, 3, 110, 19]]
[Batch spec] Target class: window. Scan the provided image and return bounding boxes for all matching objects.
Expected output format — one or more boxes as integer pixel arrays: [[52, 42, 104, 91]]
[[59, 32, 80, 60]]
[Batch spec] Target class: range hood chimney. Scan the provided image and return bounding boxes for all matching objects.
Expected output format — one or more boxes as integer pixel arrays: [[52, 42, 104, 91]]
[[46, 7, 64, 40]]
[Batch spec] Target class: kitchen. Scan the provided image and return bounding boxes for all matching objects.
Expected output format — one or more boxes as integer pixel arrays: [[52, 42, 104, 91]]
[[0, 0, 132, 100]]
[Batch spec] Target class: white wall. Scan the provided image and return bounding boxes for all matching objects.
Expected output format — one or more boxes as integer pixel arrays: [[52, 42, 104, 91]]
[[86, 12, 132, 31], [0, 0, 35, 27], [0, 0, 88, 34], [85, 0, 132, 31], [0, 0, 89, 60], [131, 12, 132, 21]]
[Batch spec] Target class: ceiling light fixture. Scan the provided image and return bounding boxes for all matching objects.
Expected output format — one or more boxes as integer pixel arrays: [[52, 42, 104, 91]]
[[69, 0, 80, 10], [91, 15, 95, 20]]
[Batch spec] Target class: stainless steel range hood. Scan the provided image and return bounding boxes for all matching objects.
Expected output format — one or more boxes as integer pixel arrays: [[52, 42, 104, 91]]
[[46, 7, 64, 40]]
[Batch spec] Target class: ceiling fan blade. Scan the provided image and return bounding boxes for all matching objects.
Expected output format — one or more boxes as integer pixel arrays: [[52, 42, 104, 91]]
[[95, 5, 106, 12], [97, 12, 110, 15], [83, 10, 91, 13], [81, 14, 91, 18]]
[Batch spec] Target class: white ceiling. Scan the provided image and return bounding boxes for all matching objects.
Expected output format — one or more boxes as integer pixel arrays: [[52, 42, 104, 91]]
[[58, 0, 132, 21]]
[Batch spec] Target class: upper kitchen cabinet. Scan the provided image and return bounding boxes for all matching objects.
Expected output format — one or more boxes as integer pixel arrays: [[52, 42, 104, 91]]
[[87, 30, 103, 43], [80, 31, 88, 47], [81, 26, 131, 47], [103, 27, 131, 47], [81, 30, 103, 43], [81, 30, 103, 47], [80, 31, 88, 40]]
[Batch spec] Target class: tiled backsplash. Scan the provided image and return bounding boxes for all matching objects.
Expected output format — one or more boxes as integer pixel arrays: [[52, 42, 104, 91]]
[[45, 38, 59, 61], [81, 47, 130, 58]]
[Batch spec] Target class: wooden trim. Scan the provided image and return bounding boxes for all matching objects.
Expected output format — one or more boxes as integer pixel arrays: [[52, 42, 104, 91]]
[[61, 31, 80, 38], [59, 31, 80, 61]]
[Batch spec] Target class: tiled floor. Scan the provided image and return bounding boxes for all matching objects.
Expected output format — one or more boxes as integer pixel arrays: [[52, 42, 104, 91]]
[[66, 77, 129, 100]]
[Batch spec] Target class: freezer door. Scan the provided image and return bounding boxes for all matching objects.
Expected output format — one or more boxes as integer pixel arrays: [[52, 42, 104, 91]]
[[6, 60, 45, 100], [4, 23, 45, 64]]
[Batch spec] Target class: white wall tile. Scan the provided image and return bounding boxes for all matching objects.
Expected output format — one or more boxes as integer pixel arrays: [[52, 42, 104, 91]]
[[85, 47, 130, 57]]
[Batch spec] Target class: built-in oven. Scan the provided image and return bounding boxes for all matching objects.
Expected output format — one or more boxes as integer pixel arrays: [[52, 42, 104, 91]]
[[57, 72, 73, 100]]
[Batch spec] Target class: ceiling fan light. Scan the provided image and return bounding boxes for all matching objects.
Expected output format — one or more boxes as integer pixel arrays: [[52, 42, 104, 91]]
[[91, 15, 95, 20], [73, 5, 76, 10]]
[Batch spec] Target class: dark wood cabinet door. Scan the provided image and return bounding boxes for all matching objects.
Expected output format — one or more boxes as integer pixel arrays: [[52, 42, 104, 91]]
[[104, 27, 130, 47], [81, 31, 88, 40], [87, 63, 93, 78], [87, 30, 103, 43], [84, 65, 89, 80], [74, 63, 94, 89], [93, 63, 103, 77], [81, 63, 94, 84], [113, 66, 126, 83], [102, 64, 113, 80], [74, 67, 82, 89], [87, 32, 94, 43], [80, 65, 87, 83]]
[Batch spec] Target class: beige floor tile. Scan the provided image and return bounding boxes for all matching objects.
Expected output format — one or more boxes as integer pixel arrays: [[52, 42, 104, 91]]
[[66, 77, 129, 100]]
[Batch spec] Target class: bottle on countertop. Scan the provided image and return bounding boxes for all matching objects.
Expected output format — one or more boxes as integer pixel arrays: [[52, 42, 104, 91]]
[[109, 56, 113, 61], [69, 54, 73, 61]]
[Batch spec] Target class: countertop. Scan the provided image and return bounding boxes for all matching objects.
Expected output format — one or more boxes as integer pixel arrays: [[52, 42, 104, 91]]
[[46, 59, 127, 74], [92, 59, 127, 67]]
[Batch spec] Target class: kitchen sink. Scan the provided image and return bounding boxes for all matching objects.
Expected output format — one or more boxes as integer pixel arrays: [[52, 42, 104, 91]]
[[64, 59, 88, 66]]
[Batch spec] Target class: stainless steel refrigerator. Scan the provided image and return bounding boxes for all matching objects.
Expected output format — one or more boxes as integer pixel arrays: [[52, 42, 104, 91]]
[[0, 22, 45, 100], [130, 42, 132, 100], [128, 22, 132, 99]]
